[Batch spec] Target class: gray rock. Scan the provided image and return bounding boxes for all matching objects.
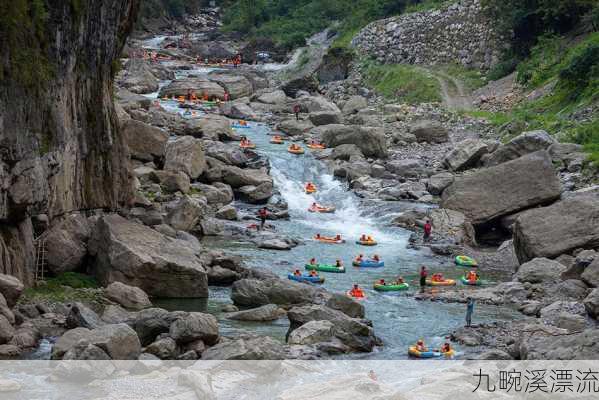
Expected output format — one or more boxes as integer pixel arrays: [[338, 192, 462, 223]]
[[582, 258, 599, 288], [513, 194, 599, 263], [89, 214, 208, 298], [227, 304, 286, 322], [584, 289, 599, 319], [0, 315, 15, 345], [169, 312, 219, 345], [443, 139, 488, 171], [220, 102, 255, 120], [207, 265, 240, 285], [158, 77, 225, 100], [0, 275, 24, 308], [192, 183, 233, 205], [237, 182, 273, 204], [442, 151, 561, 226], [476, 350, 513, 360], [105, 282, 152, 311], [208, 73, 253, 99], [66, 302, 104, 330], [145, 337, 179, 359], [122, 119, 169, 162], [256, 90, 288, 104], [231, 278, 364, 318], [133, 308, 173, 346], [90, 323, 142, 360], [341, 96, 368, 115], [386, 159, 427, 178], [485, 130, 555, 167], [52, 327, 94, 359], [257, 238, 295, 250], [520, 328, 599, 359], [215, 205, 238, 220], [201, 335, 286, 360], [150, 170, 191, 193], [44, 214, 91, 274], [164, 136, 207, 180], [515, 258, 567, 284], [309, 111, 342, 126], [277, 119, 314, 137], [410, 120, 449, 143], [287, 305, 377, 352], [331, 144, 364, 161], [427, 172, 454, 195], [287, 320, 335, 345], [166, 196, 204, 231], [316, 124, 387, 158]]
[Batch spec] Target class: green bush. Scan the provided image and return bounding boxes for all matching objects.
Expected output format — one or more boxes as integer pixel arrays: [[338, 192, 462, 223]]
[[559, 42, 599, 89], [487, 58, 518, 81]]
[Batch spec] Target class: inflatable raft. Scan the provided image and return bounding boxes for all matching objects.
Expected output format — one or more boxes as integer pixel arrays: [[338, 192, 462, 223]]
[[346, 290, 366, 300], [455, 255, 478, 267], [314, 236, 345, 244], [356, 240, 377, 246], [288, 273, 325, 284], [461, 276, 483, 286], [408, 346, 442, 358], [307, 143, 326, 150], [308, 205, 335, 213], [426, 279, 457, 287], [304, 264, 345, 273], [354, 260, 385, 268], [288, 146, 305, 155], [373, 282, 409, 292]]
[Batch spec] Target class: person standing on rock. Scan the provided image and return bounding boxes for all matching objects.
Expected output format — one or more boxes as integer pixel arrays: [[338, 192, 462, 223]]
[[419, 266, 428, 291], [423, 220, 432, 242], [293, 104, 301, 121], [258, 207, 268, 230], [466, 297, 475, 327]]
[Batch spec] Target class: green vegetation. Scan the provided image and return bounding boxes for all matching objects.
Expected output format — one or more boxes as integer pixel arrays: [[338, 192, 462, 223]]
[[20, 273, 103, 304], [436, 64, 487, 91], [404, 0, 453, 13], [361, 60, 442, 104], [221, 0, 449, 50], [139, 0, 210, 20], [0, 0, 53, 88]]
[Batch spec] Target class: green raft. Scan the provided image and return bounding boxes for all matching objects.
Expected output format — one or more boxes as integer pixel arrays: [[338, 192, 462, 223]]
[[455, 255, 478, 267], [461, 276, 483, 286], [373, 282, 409, 292], [305, 264, 345, 273]]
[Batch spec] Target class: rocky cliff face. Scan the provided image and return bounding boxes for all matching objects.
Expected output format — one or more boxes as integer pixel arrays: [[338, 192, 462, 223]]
[[353, 0, 509, 70], [0, 1, 140, 284]]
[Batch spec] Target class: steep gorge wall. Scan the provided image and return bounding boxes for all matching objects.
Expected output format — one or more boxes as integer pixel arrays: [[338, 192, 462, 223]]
[[0, 1, 140, 284], [353, 0, 509, 70]]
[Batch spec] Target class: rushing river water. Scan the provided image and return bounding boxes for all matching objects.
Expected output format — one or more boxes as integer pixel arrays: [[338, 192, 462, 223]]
[[150, 110, 520, 359]]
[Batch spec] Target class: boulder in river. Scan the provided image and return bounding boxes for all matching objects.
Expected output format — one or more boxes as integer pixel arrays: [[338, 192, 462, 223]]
[[316, 124, 387, 158], [513, 193, 599, 263], [256, 90, 289, 105], [118, 60, 159, 94], [165, 195, 204, 231], [207, 72, 253, 99], [169, 312, 219, 345], [231, 278, 364, 318], [441, 151, 561, 226], [287, 305, 378, 352], [226, 304, 286, 322], [201, 334, 287, 360], [89, 214, 208, 298], [309, 111, 342, 126], [277, 119, 314, 137], [515, 258, 567, 284], [427, 172, 454, 195], [150, 170, 191, 194], [158, 78, 225, 100]]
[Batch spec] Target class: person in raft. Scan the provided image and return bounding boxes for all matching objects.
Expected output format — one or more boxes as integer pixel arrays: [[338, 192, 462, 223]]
[[335, 259, 343, 268], [372, 254, 380, 262], [431, 272, 444, 282], [309, 257, 317, 265], [309, 270, 318, 277], [349, 284, 365, 297], [440, 343, 452, 354], [335, 234, 342, 241], [290, 143, 301, 151], [360, 234, 367, 242], [423, 220, 432, 242], [355, 254, 364, 263], [378, 278, 386, 286], [419, 266, 428, 290], [395, 276, 405, 284], [415, 339, 427, 352], [466, 270, 478, 282], [293, 269, 301, 277], [258, 207, 268, 230]]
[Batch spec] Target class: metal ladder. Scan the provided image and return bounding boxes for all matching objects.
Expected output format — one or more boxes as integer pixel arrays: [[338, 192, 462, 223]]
[[34, 236, 48, 284]]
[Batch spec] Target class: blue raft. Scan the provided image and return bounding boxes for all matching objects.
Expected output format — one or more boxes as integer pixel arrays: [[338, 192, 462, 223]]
[[355, 260, 385, 268], [288, 273, 325, 284]]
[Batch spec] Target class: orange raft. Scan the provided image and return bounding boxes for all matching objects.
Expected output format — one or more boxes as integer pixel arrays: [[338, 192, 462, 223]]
[[314, 235, 345, 244], [308, 204, 335, 213]]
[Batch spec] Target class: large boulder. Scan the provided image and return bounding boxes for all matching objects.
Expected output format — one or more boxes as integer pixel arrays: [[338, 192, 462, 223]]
[[316, 124, 387, 158], [165, 195, 204, 231], [44, 214, 91, 274], [204, 141, 249, 167], [386, 159, 428, 178], [485, 130, 555, 167], [236, 182, 273, 204], [443, 139, 488, 171], [297, 96, 342, 114], [277, 119, 314, 137], [331, 144, 364, 161], [256, 90, 288, 105], [219, 166, 272, 189], [220, 102, 256, 120], [150, 170, 190, 194], [190, 115, 236, 141], [192, 183, 233, 205], [519, 328, 599, 359], [227, 304, 286, 322], [119, 61, 159, 94], [513, 193, 599, 263], [231, 278, 364, 318], [158, 78, 225, 100], [105, 282, 152, 311], [0, 315, 14, 345], [287, 320, 335, 345], [0, 274, 24, 308], [164, 137, 207, 180], [341, 96, 368, 115], [169, 312, 219, 345], [89, 214, 208, 298], [515, 258, 567, 284], [287, 305, 378, 352], [427, 172, 454, 195], [90, 323, 142, 360], [410, 121, 449, 143], [132, 308, 174, 346], [309, 111, 342, 126], [122, 119, 169, 162], [207, 73, 253, 99], [441, 151, 561, 225]]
